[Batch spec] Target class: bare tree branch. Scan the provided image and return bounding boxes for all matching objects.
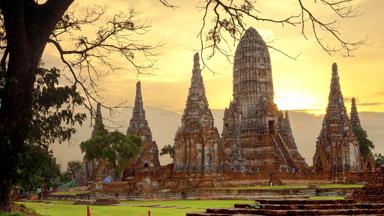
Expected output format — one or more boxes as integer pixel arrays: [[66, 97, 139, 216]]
[[46, 7, 158, 120], [158, 0, 176, 8], [299, 0, 364, 56], [199, 0, 365, 65]]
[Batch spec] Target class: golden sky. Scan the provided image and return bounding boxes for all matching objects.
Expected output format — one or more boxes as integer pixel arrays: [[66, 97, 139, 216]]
[[43, 0, 384, 115]]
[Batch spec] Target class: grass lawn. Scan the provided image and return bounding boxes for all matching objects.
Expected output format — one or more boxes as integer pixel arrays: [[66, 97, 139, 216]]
[[309, 196, 345, 200], [210, 184, 308, 190], [317, 184, 364, 189], [22, 200, 254, 216], [205, 183, 364, 191], [50, 191, 89, 196], [25, 184, 362, 215]]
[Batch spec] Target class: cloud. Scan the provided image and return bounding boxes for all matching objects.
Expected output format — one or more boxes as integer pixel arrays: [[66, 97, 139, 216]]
[[42, 0, 384, 168], [359, 102, 384, 107]]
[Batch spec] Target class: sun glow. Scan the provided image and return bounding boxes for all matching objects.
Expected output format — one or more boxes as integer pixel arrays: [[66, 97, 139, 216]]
[[274, 92, 324, 115]]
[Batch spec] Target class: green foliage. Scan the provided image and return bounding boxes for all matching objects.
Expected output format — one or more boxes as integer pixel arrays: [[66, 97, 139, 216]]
[[160, 144, 175, 159], [80, 131, 141, 179], [66, 161, 83, 179], [27, 67, 86, 147], [59, 171, 72, 184], [18, 145, 61, 192], [15, 66, 85, 192], [352, 126, 374, 159], [374, 153, 384, 167], [0, 213, 23, 216], [0, 203, 40, 216]]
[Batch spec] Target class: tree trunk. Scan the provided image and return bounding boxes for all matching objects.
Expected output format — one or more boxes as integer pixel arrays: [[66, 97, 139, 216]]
[[0, 0, 73, 211], [0, 2, 34, 211], [0, 181, 12, 212]]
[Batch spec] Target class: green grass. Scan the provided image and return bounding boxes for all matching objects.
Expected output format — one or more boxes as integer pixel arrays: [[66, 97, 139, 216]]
[[309, 196, 345, 200], [205, 183, 363, 191], [206, 184, 308, 190], [22, 200, 254, 216], [317, 184, 363, 189], [50, 191, 89, 196], [0, 213, 23, 216]]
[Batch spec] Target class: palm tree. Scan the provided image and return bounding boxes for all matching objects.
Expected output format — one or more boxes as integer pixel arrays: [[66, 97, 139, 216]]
[[160, 144, 175, 159]]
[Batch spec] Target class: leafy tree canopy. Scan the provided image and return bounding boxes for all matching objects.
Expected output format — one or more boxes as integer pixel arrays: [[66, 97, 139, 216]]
[[352, 126, 374, 159], [17, 145, 61, 192], [160, 144, 175, 159], [80, 131, 141, 179], [7, 66, 85, 193], [27, 66, 86, 147], [374, 153, 384, 167], [67, 161, 83, 178]]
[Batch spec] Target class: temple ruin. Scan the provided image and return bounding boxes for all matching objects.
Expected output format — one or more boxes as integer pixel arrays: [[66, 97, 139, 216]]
[[313, 63, 361, 179], [220, 27, 308, 174], [350, 97, 375, 172], [125, 81, 160, 176], [173, 53, 221, 173], [85, 103, 109, 182], [89, 27, 378, 195]]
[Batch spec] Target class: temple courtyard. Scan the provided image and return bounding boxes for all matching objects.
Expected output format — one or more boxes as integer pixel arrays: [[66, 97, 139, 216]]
[[23, 200, 254, 216], [18, 183, 368, 216]]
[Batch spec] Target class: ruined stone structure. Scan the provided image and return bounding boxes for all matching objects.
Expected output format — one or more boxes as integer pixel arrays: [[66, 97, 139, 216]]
[[350, 98, 361, 129], [221, 27, 308, 174], [92, 103, 105, 137], [86, 103, 109, 181], [350, 98, 375, 172], [173, 53, 221, 173], [126, 81, 160, 171], [313, 63, 361, 179]]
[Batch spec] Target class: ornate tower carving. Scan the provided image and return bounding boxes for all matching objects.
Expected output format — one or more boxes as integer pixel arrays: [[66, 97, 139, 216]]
[[173, 53, 221, 173], [92, 103, 105, 137], [86, 103, 109, 181], [126, 81, 160, 170], [221, 27, 308, 174], [350, 97, 361, 128], [313, 63, 361, 179], [350, 97, 375, 172], [127, 82, 152, 142]]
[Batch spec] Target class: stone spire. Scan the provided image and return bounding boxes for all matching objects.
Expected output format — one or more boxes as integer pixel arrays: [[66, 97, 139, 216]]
[[92, 103, 104, 137], [173, 53, 220, 173], [313, 63, 361, 179], [349, 97, 375, 172], [125, 81, 160, 173], [88, 102, 108, 181], [328, 63, 344, 107], [322, 63, 351, 131], [285, 110, 289, 120], [350, 97, 361, 128], [126, 81, 152, 141], [181, 52, 212, 128]]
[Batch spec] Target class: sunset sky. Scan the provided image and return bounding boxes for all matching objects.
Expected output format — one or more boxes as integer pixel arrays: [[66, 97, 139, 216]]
[[42, 0, 384, 167], [42, 0, 384, 115]]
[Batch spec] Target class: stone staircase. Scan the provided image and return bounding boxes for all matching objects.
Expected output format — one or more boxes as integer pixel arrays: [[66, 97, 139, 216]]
[[187, 199, 384, 216], [272, 135, 295, 169]]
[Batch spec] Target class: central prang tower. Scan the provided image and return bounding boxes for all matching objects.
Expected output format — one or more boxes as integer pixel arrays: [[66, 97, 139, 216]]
[[233, 27, 274, 123], [221, 27, 308, 174]]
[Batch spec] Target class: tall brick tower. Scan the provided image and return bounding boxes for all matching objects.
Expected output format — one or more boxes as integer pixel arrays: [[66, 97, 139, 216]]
[[350, 97, 375, 172], [350, 98, 361, 128], [221, 27, 308, 174], [173, 53, 221, 173], [126, 81, 160, 170], [313, 63, 361, 179]]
